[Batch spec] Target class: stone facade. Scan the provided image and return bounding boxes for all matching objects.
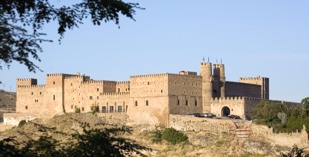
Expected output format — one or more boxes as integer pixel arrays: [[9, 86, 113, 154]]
[[15, 61, 271, 125]]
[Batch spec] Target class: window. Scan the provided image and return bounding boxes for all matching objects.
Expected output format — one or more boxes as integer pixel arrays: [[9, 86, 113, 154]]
[[82, 107, 84, 111], [102, 106, 107, 113], [53, 95, 55, 100], [89, 96, 92, 100], [71, 105, 73, 109], [195, 100, 197, 106], [186, 100, 188, 106], [53, 81, 55, 85], [118, 88, 120, 93], [71, 83, 73, 86], [40, 92, 42, 95], [118, 106, 122, 112], [110, 106, 114, 113], [97, 88, 99, 91], [97, 96, 99, 99], [177, 99, 180, 105], [135, 101, 138, 106], [146, 100, 149, 106], [147, 82, 150, 85], [161, 90, 163, 93], [25, 106, 28, 109], [126, 105, 128, 112], [31, 92, 33, 95]]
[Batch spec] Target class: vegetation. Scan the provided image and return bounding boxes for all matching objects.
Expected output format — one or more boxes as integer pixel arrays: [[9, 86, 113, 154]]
[[280, 145, 309, 157], [91, 102, 99, 114], [0, 0, 143, 72], [75, 107, 81, 113], [150, 127, 188, 145], [250, 98, 309, 134], [0, 119, 150, 157]]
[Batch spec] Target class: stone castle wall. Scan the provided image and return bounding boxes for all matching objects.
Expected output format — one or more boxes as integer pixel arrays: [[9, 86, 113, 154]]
[[128, 74, 169, 125], [168, 74, 203, 115], [225, 81, 261, 98], [169, 115, 235, 133], [251, 123, 308, 147], [211, 97, 246, 118]]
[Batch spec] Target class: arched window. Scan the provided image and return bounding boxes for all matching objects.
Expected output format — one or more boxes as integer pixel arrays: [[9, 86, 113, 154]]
[[135, 101, 138, 106]]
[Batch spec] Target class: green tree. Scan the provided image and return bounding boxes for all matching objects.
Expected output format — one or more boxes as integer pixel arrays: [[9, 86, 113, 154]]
[[301, 97, 309, 116], [0, 0, 143, 72]]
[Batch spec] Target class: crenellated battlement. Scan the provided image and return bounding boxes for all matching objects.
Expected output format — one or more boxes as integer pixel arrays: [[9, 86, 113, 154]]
[[200, 62, 211, 65], [212, 96, 245, 101], [100, 92, 130, 96], [64, 75, 85, 80], [16, 78, 36, 81], [240, 76, 264, 81], [82, 80, 116, 85], [130, 73, 169, 78], [213, 64, 224, 69], [17, 85, 46, 88], [46, 73, 64, 77], [117, 81, 130, 84]]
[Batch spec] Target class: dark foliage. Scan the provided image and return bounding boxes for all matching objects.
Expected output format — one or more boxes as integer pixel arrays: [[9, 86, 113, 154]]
[[250, 98, 309, 135], [281, 145, 309, 157], [0, 0, 143, 72], [150, 127, 188, 145]]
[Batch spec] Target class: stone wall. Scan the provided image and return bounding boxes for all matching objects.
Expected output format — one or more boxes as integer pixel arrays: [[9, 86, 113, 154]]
[[225, 81, 261, 98], [211, 97, 246, 118], [251, 123, 308, 147], [168, 74, 203, 115], [3, 113, 38, 126], [169, 115, 235, 133]]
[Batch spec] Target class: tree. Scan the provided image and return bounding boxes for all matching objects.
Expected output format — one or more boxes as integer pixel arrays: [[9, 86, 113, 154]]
[[0, 0, 143, 72], [301, 97, 309, 116]]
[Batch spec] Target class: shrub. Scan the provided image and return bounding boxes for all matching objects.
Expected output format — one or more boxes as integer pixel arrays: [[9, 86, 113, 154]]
[[18, 120, 26, 127], [150, 130, 163, 143], [75, 107, 81, 113], [161, 128, 188, 145]]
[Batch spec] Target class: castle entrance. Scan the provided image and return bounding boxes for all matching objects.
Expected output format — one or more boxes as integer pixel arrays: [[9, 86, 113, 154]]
[[221, 106, 230, 117]]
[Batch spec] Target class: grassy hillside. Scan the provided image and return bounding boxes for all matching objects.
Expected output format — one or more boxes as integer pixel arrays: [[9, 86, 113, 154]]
[[0, 113, 295, 157], [0, 90, 16, 112]]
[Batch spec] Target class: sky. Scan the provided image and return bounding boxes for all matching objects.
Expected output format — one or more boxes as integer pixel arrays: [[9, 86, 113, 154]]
[[1, 1, 308, 102]]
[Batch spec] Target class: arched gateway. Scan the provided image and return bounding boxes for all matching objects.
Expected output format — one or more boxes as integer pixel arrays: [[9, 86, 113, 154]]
[[221, 106, 230, 117]]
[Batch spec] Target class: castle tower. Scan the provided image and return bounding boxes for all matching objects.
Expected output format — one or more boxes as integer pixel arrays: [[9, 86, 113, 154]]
[[200, 61, 212, 112], [213, 64, 226, 98], [44, 74, 66, 114]]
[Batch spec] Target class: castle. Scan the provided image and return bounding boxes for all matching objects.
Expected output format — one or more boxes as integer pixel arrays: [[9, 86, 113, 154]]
[[16, 60, 269, 125]]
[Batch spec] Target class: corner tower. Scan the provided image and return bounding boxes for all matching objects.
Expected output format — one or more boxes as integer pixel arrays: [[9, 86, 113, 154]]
[[200, 60, 212, 112]]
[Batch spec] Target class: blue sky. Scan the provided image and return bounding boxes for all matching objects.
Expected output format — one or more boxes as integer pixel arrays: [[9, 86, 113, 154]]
[[1, 1, 308, 102]]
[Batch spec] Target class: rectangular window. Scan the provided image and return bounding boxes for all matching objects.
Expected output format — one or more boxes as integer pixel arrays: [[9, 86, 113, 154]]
[[82, 107, 84, 111], [186, 100, 188, 106], [109, 106, 114, 113], [31, 92, 33, 95], [118, 106, 122, 112], [97, 88, 99, 91], [89, 96, 92, 100], [118, 88, 120, 93], [53, 95, 55, 100], [177, 99, 180, 105], [25, 106, 28, 109], [102, 106, 107, 113]]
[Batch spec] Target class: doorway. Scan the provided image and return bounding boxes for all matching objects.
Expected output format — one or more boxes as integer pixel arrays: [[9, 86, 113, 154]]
[[221, 106, 230, 117]]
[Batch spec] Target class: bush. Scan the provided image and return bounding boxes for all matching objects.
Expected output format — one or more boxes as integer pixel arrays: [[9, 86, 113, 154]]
[[18, 120, 27, 127], [75, 107, 81, 113], [150, 130, 163, 143], [161, 128, 188, 145]]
